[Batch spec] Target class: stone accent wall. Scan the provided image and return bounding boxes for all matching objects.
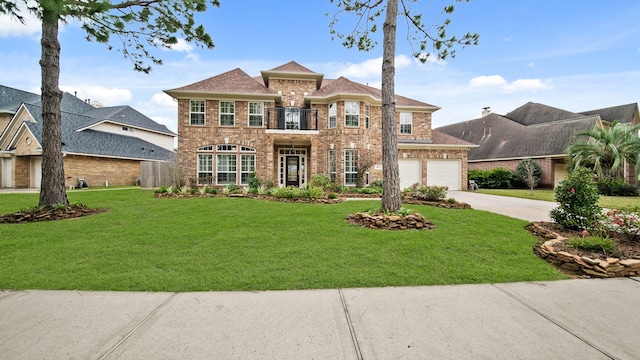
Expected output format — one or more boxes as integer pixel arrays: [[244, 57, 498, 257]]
[[63, 155, 141, 188]]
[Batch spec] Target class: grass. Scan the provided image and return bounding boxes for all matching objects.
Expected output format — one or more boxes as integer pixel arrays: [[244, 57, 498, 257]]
[[0, 189, 566, 292], [478, 189, 640, 211]]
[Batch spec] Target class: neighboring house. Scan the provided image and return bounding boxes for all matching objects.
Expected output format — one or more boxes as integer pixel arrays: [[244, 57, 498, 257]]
[[436, 102, 640, 188], [164, 61, 475, 191], [0, 85, 176, 189]]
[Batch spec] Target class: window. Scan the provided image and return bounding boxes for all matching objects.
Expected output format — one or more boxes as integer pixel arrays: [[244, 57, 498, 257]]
[[240, 154, 256, 185], [220, 101, 235, 126], [249, 102, 263, 127], [400, 112, 412, 134], [328, 150, 336, 182], [328, 102, 337, 128], [216, 154, 237, 185], [285, 107, 300, 130], [344, 149, 358, 186], [345, 101, 359, 127], [365, 104, 370, 129], [190, 100, 205, 126], [197, 154, 213, 184]]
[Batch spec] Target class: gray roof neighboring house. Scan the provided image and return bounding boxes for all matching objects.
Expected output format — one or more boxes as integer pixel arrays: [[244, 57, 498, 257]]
[[436, 104, 605, 161], [22, 103, 174, 161], [1, 84, 175, 161], [579, 103, 639, 125]]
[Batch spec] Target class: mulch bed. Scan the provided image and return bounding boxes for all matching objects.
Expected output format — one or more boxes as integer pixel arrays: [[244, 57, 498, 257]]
[[529, 221, 640, 261], [0, 204, 107, 224]]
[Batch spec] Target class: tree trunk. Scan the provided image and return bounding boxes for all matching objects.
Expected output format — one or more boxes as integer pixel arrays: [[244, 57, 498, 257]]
[[380, 0, 401, 212], [39, 8, 68, 207]]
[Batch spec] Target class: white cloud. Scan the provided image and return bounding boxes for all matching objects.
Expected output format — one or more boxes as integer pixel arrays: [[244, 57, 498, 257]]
[[0, 8, 40, 38], [337, 55, 412, 78], [527, 62, 536, 68], [469, 75, 507, 88], [469, 75, 552, 93], [503, 78, 553, 93], [503, 36, 513, 42], [61, 85, 132, 106], [150, 92, 177, 109], [162, 38, 199, 61]]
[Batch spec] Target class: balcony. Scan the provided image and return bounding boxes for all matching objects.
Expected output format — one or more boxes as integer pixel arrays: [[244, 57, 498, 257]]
[[266, 107, 318, 131]]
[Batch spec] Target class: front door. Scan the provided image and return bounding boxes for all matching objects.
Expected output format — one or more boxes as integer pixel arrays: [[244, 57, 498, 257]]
[[286, 156, 299, 187]]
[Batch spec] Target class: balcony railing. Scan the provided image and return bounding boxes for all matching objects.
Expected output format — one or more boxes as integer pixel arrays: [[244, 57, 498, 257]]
[[266, 107, 318, 131]]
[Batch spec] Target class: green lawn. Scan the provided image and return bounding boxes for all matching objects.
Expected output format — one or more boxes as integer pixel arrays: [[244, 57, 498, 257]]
[[478, 189, 640, 211], [0, 189, 566, 292]]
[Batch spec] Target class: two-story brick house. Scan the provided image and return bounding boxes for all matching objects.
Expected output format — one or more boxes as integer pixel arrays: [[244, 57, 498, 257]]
[[164, 61, 475, 190]]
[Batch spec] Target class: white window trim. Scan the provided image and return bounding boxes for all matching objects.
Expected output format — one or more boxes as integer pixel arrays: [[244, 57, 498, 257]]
[[248, 102, 264, 127], [328, 149, 336, 181], [345, 101, 359, 127], [190, 100, 206, 126], [328, 102, 337, 129], [219, 101, 235, 126], [216, 153, 237, 185], [344, 149, 358, 186], [365, 104, 370, 129], [240, 154, 256, 185], [400, 112, 413, 134], [197, 153, 213, 185]]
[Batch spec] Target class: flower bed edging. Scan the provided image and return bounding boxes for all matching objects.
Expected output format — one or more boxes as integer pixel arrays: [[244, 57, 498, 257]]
[[530, 222, 640, 278]]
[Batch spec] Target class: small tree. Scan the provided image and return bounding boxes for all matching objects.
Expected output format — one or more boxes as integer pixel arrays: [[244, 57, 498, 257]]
[[355, 149, 373, 188], [550, 167, 601, 231], [515, 158, 541, 194]]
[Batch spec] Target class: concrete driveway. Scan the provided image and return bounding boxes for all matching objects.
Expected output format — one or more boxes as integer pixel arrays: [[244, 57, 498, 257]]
[[448, 190, 557, 222]]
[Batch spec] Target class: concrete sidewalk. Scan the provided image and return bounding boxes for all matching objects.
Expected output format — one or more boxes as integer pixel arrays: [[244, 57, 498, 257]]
[[1, 278, 639, 359], [448, 190, 557, 222]]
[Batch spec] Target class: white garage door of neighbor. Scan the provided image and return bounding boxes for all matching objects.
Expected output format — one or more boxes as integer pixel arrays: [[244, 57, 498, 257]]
[[427, 160, 461, 190], [398, 159, 421, 190]]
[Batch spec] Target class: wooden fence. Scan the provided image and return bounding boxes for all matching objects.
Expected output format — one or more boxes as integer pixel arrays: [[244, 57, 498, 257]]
[[140, 161, 180, 188]]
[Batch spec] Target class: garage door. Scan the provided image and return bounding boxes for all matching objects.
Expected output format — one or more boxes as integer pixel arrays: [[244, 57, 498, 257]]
[[427, 160, 461, 190], [398, 159, 421, 191]]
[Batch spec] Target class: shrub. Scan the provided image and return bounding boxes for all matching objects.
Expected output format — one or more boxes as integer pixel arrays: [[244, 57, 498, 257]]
[[327, 193, 338, 199], [407, 184, 448, 201], [596, 179, 638, 197], [272, 186, 303, 199], [468, 168, 515, 189], [370, 180, 383, 188], [567, 235, 616, 253], [155, 186, 168, 194], [248, 172, 261, 193], [223, 184, 242, 195], [515, 158, 542, 191], [594, 209, 640, 242], [550, 167, 601, 230], [306, 185, 324, 199]]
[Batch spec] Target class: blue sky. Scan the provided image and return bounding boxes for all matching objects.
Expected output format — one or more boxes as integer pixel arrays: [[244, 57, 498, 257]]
[[1, 0, 639, 135]]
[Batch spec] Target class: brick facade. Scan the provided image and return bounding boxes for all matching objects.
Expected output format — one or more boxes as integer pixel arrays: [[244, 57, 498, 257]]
[[168, 63, 472, 190], [63, 155, 143, 188]]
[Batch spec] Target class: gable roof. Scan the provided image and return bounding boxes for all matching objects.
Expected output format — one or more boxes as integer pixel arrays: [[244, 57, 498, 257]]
[[22, 103, 174, 161], [504, 102, 585, 126], [267, 61, 317, 74], [80, 105, 175, 136], [436, 110, 601, 161], [0, 85, 175, 161], [309, 76, 439, 109], [579, 103, 639, 124], [165, 68, 279, 100]]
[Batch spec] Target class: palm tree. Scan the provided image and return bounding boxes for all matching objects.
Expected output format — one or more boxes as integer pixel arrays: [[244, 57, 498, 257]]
[[567, 121, 640, 181]]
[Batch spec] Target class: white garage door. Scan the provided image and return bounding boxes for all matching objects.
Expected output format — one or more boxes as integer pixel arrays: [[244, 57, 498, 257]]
[[398, 159, 421, 191], [427, 160, 461, 190]]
